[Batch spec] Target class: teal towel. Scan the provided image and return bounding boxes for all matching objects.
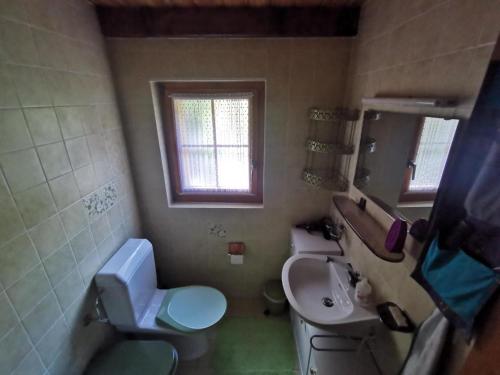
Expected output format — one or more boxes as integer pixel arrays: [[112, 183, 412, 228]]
[[422, 237, 498, 324]]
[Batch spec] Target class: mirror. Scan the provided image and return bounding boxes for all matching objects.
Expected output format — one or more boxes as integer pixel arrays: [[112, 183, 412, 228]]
[[354, 111, 460, 223]]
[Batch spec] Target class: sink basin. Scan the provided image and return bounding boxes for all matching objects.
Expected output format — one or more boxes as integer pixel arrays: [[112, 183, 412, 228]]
[[282, 254, 375, 326]]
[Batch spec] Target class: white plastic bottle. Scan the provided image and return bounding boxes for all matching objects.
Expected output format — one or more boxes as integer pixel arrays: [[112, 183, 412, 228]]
[[355, 277, 373, 307]]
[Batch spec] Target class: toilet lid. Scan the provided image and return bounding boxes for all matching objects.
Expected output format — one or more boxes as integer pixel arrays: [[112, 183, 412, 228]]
[[156, 286, 227, 332]]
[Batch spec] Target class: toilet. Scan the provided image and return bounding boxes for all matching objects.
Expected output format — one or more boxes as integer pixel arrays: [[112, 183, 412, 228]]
[[95, 238, 227, 360]]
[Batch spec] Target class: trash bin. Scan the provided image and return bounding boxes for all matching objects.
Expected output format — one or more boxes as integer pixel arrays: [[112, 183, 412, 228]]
[[263, 279, 287, 315]]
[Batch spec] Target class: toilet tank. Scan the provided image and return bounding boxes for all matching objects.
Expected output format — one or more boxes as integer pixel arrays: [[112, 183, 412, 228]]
[[95, 239, 158, 328]]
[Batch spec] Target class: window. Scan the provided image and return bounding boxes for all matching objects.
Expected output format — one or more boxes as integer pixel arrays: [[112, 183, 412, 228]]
[[159, 81, 264, 205], [399, 116, 459, 202]]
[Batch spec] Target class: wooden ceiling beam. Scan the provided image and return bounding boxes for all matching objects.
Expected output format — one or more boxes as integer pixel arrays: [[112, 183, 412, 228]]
[[91, 0, 361, 7], [96, 6, 360, 37]]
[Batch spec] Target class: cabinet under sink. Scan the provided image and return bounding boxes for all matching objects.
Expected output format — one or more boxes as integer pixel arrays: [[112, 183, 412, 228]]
[[291, 309, 382, 375], [287, 228, 383, 375]]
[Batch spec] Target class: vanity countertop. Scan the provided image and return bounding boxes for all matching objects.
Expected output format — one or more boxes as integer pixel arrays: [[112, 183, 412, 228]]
[[290, 228, 343, 256]]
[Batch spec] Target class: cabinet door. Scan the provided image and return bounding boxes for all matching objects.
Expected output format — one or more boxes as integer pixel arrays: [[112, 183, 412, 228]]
[[312, 343, 380, 375], [291, 311, 309, 375], [307, 351, 319, 375], [306, 324, 381, 375]]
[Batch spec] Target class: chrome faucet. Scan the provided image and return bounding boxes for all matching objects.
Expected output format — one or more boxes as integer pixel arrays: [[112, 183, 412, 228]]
[[332, 223, 345, 241]]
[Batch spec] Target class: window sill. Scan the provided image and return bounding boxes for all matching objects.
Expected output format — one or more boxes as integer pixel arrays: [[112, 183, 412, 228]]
[[168, 202, 264, 209]]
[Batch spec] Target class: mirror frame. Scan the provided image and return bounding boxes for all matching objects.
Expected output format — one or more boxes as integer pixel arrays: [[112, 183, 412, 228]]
[[350, 97, 466, 223]]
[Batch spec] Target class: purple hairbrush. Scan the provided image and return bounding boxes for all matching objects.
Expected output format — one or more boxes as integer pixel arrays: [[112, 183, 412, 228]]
[[385, 218, 407, 253]]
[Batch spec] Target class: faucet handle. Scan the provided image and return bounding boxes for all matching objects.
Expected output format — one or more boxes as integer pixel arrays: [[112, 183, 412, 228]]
[[331, 223, 345, 241], [346, 263, 361, 287]]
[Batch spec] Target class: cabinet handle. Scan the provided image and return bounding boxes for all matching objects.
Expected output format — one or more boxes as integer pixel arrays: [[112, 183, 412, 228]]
[[310, 368, 318, 375]]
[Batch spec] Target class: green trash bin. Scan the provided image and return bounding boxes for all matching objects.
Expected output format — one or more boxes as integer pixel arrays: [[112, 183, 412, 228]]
[[263, 279, 287, 315]]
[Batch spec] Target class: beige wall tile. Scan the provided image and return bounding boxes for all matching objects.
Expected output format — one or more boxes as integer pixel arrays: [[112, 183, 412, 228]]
[[106, 202, 122, 231], [0, 323, 32, 374], [22, 0, 57, 30], [14, 183, 56, 228], [0, 1, 141, 373], [35, 317, 69, 367], [9, 66, 52, 107], [81, 106, 100, 135], [65, 136, 91, 170], [10, 350, 45, 375], [22, 292, 62, 344], [60, 201, 88, 239], [43, 244, 76, 286], [0, 234, 39, 288], [96, 235, 115, 263], [37, 142, 72, 180], [394, 0, 439, 24], [0, 65, 19, 108], [74, 164, 96, 196], [0, 148, 46, 193], [478, 0, 500, 44], [0, 19, 38, 65], [337, 0, 499, 369], [46, 71, 75, 107], [0, 172, 25, 246], [0, 0, 28, 22], [0, 291, 18, 338], [55, 107, 86, 139], [93, 160, 111, 187], [0, 109, 33, 153], [78, 250, 100, 285], [70, 227, 95, 262], [33, 29, 68, 70], [90, 214, 111, 245], [6, 265, 51, 318], [53, 268, 84, 311], [437, 0, 485, 54], [87, 134, 108, 163], [24, 107, 63, 146], [29, 215, 67, 260], [409, 4, 447, 62], [108, 37, 351, 297], [48, 172, 81, 210]]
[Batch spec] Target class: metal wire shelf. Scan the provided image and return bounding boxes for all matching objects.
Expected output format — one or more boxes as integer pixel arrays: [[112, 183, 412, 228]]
[[302, 169, 349, 192], [309, 108, 360, 122], [306, 139, 354, 155], [303, 106, 358, 192]]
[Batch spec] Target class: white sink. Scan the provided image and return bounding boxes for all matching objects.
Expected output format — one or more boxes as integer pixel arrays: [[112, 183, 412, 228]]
[[282, 254, 377, 326]]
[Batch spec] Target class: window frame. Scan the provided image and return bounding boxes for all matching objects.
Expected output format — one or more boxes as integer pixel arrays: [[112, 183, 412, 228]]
[[399, 117, 457, 203], [159, 81, 265, 205]]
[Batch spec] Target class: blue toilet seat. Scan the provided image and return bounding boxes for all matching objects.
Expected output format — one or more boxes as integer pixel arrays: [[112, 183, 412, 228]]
[[156, 286, 227, 333]]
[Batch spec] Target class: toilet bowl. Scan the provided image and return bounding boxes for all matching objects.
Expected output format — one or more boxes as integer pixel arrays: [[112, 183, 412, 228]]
[[95, 239, 227, 360]]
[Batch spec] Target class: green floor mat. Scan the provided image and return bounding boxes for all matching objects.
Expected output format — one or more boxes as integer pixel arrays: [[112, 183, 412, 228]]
[[213, 317, 297, 375]]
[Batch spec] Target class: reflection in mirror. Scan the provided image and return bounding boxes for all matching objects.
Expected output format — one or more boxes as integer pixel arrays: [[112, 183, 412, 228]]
[[354, 111, 460, 223]]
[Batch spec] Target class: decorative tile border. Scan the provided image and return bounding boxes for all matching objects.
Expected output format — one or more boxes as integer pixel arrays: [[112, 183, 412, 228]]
[[83, 182, 118, 219]]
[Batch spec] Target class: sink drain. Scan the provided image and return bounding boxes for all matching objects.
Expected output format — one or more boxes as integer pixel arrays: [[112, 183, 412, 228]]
[[322, 297, 334, 307]]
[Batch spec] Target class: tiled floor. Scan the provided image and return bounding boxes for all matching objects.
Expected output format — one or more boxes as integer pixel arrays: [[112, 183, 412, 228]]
[[176, 298, 299, 375]]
